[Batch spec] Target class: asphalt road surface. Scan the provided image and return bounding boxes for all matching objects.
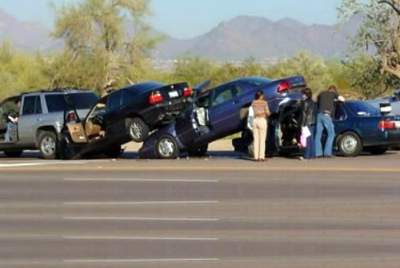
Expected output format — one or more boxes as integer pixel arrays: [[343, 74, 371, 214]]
[[1, 150, 400, 267]]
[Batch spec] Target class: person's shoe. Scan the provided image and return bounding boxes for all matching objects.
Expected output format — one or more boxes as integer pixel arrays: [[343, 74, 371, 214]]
[[298, 156, 305, 161]]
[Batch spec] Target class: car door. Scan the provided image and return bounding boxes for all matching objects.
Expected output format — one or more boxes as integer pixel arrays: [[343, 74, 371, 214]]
[[207, 83, 244, 139], [18, 95, 43, 145], [333, 103, 348, 133], [103, 90, 124, 138]]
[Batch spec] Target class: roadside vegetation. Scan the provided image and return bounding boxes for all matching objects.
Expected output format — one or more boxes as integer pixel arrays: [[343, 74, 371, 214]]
[[1, 0, 400, 99]]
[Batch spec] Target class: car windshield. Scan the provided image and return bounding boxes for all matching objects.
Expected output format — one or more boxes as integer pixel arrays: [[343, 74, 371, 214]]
[[244, 77, 271, 87], [46, 93, 99, 112], [347, 102, 380, 117], [127, 82, 164, 92]]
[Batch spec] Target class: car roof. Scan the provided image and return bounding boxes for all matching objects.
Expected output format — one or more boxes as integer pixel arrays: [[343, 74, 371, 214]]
[[230, 76, 272, 85], [122, 81, 165, 92], [22, 88, 93, 96]]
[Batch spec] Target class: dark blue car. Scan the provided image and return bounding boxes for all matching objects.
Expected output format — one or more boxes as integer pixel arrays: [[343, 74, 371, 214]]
[[333, 101, 400, 156], [234, 100, 400, 157], [139, 76, 307, 159]]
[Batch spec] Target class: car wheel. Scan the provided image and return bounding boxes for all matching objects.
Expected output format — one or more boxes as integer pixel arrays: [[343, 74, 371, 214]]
[[156, 136, 179, 159], [367, 147, 388, 155], [38, 131, 58, 160], [337, 132, 362, 157], [105, 145, 123, 158], [3, 150, 23, 158], [188, 144, 208, 157], [126, 118, 150, 143]]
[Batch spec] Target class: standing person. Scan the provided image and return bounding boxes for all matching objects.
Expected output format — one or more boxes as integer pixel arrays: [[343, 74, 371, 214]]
[[4, 101, 20, 143], [315, 85, 344, 158], [301, 88, 317, 159], [248, 91, 271, 161]]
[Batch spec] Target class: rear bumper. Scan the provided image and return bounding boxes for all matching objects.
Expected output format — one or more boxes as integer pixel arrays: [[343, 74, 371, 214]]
[[141, 98, 191, 126], [364, 130, 400, 147]]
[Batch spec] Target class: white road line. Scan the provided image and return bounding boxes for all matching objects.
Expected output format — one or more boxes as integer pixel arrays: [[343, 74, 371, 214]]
[[63, 236, 219, 241], [63, 216, 220, 222], [64, 258, 220, 263], [64, 200, 220, 206], [0, 161, 88, 168], [64, 178, 219, 183], [0, 163, 49, 168]]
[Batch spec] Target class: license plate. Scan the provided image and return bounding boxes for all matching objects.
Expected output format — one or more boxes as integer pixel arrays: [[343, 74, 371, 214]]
[[168, 91, 179, 98]]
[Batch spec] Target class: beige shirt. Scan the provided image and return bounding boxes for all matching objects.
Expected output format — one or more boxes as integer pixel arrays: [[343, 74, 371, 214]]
[[251, 100, 270, 118]]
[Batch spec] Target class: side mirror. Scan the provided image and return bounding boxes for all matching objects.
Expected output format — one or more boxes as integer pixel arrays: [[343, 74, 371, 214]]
[[380, 103, 392, 115]]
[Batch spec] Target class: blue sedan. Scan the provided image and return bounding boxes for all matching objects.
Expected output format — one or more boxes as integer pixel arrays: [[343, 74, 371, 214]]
[[139, 76, 307, 159], [333, 101, 400, 156]]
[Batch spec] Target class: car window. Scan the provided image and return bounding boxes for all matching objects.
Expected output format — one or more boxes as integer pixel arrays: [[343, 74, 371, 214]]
[[107, 91, 122, 112], [197, 94, 211, 108], [347, 102, 380, 117], [35, 97, 42, 114], [334, 104, 346, 121], [212, 85, 243, 106], [46, 93, 98, 112], [22, 96, 41, 115]]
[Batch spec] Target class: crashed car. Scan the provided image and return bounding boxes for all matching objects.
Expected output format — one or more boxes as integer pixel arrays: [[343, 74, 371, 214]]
[[61, 81, 193, 159], [0, 89, 98, 159], [139, 76, 307, 159]]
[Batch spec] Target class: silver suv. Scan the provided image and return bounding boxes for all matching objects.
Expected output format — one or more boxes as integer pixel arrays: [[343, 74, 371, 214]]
[[0, 89, 98, 159]]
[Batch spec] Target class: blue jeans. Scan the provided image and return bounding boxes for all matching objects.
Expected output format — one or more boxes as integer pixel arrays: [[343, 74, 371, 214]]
[[5, 122, 16, 142], [315, 113, 335, 157], [304, 125, 316, 159]]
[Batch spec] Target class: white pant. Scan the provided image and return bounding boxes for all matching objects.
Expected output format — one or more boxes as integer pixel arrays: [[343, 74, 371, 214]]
[[253, 118, 267, 160]]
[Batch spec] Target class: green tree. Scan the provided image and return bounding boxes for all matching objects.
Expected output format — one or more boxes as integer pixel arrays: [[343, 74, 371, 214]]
[[343, 54, 400, 98], [339, 0, 400, 79], [266, 52, 334, 92], [172, 56, 216, 86], [0, 42, 49, 98], [52, 0, 158, 94]]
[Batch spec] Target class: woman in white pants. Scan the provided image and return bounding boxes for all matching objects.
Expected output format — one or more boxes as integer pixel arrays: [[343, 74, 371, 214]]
[[248, 91, 271, 161]]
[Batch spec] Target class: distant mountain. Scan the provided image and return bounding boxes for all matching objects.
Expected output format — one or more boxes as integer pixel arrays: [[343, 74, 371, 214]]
[[155, 15, 363, 60], [0, 9, 60, 52], [0, 8, 361, 60]]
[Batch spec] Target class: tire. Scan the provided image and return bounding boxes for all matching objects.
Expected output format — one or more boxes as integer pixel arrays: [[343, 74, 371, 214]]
[[104, 145, 123, 158], [367, 147, 388, 155], [156, 136, 179, 159], [188, 144, 208, 157], [337, 132, 362, 157], [3, 150, 23, 158], [126, 117, 150, 143], [38, 131, 59, 160]]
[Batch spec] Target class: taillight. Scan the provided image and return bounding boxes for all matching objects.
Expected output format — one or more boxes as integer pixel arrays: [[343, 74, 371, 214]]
[[379, 120, 396, 130], [183, 87, 193, 97], [66, 111, 77, 123], [148, 91, 164, 105], [277, 80, 290, 94]]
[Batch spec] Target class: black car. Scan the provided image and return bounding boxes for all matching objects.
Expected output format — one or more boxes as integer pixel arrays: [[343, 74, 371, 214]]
[[96, 81, 193, 142], [62, 81, 193, 159]]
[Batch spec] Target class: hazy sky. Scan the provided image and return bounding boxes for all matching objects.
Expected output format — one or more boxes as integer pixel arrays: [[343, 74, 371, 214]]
[[0, 0, 343, 38]]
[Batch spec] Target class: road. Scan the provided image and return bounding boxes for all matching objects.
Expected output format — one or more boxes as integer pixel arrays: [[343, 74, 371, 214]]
[[0, 150, 400, 267]]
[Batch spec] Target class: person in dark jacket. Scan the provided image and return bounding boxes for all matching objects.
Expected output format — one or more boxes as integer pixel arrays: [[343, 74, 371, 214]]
[[301, 88, 316, 159], [315, 85, 345, 158]]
